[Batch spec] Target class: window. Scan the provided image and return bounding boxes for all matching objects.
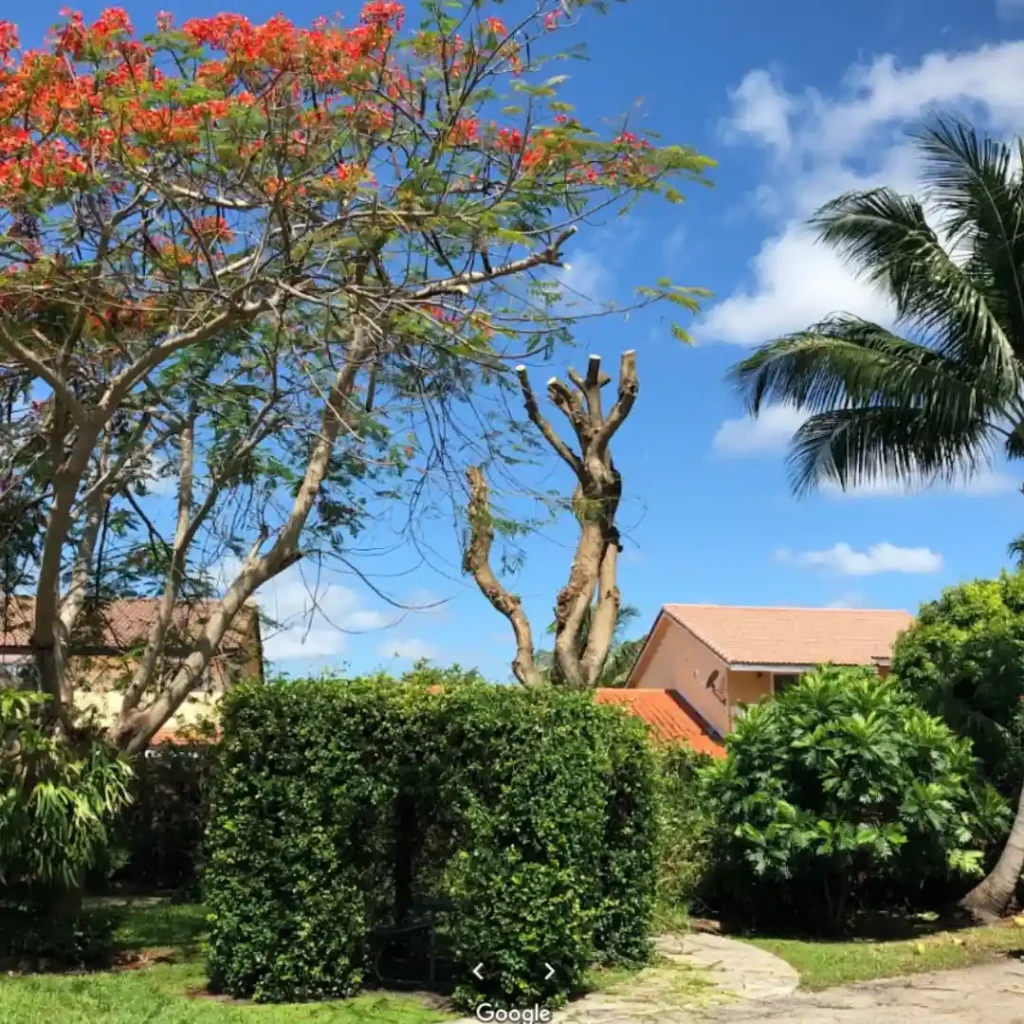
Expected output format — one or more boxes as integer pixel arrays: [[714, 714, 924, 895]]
[[773, 673, 800, 695]]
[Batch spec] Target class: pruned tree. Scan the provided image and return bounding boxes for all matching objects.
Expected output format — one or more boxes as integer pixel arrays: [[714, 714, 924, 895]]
[[464, 350, 638, 689], [0, 5, 710, 751]]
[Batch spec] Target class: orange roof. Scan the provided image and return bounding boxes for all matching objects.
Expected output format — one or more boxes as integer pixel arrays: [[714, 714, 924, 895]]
[[151, 727, 221, 746], [596, 688, 725, 758], [662, 604, 913, 668], [0, 596, 258, 653]]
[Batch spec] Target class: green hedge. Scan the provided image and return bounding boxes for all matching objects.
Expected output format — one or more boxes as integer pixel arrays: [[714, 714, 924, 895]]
[[203, 679, 658, 1008], [652, 744, 716, 921]]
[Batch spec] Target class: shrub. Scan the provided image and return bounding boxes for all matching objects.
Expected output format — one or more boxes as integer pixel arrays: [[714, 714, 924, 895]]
[[893, 571, 1024, 797], [703, 665, 1009, 933], [203, 676, 658, 1008], [652, 744, 717, 922], [0, 689, 132, 966]]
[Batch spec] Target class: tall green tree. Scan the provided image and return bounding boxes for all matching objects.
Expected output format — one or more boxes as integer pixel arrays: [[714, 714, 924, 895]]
[[892, 573, 1024, 799], [727, 117, 1024, 921]]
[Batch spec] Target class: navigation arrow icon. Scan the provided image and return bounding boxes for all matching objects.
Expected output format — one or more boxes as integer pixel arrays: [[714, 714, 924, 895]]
[[544, 963, 555, 981], [472, 963, 485, 980]]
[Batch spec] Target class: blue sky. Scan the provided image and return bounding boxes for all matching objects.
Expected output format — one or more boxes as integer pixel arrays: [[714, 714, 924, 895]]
[[19, 0, 1024, 679]]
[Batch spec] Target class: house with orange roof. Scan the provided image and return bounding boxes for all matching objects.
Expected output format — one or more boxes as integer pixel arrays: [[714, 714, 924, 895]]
[[0, 596, 262, 741], [626, 604, 914, 742], [595, 688, 725, 757]]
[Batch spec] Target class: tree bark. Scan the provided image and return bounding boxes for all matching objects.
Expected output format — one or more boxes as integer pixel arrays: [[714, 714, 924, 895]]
[[462, 466, 543, 688], [961, 780, 1024, 920]]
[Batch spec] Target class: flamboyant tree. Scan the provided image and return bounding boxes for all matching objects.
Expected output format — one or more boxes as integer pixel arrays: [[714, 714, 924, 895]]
[[463, 350, 645, 689], [0, 2, 709, 750]]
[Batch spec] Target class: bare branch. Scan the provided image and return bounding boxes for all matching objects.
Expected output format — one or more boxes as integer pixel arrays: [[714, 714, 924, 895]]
[[516, 364, 581, 475], [594, 349, 638, 455], [0, 325, 88, 424], [408, 227, 576, 300], [462, 465, 542, 688]]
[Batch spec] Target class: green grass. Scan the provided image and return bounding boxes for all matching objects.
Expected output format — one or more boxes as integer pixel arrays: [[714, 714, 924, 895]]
[[747, 921, 1024, 990], [0, 901, 455, 1024], [112, 901, 210, 951]]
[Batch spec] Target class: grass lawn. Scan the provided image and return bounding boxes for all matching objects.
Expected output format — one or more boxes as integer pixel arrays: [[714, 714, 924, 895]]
[[747, 920, 1024, 990], [0, 902, 455, 1024]]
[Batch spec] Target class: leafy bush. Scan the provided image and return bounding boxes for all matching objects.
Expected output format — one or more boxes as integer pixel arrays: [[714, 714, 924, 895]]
[[893, 571, 1024, 796], [703, 666, 1008, 933], [203, 676, 658, 1008], [0, 689, 132, 965], [652, 744, 717, 922]]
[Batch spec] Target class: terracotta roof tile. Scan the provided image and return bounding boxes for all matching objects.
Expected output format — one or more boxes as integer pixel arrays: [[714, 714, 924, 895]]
[[596, 688, 725, 758], [0, 596, 257, 652], [662, 604, 913, 667]]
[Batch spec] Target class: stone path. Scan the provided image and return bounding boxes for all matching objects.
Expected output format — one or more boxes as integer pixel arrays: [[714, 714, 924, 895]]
[[544, 934, 1024, 1023], [703, 956, 1024, 1023], [551, 932, 798, 1023]]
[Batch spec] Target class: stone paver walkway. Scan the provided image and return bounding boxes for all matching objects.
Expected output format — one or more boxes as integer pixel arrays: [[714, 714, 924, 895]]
[[551, 932, 798, 1023], [456, 938, 1024, 1023], [703, 956, 1024, 1023]]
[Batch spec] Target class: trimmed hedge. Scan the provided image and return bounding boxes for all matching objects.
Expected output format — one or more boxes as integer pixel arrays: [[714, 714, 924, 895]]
[[203, 679, 658, 1008]]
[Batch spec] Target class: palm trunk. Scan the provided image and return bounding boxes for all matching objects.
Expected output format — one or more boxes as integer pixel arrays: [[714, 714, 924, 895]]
[[961, 779, 1024, 920]]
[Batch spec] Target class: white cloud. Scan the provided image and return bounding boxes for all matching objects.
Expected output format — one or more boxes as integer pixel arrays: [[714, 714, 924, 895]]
[[556, 250, 613, 311], [378, 638, 437, 661], [704, 41, 1024, 346], [775, 541, 943, 576], [826, 590, 866, 609], [210, 557, 396, 662], [144, 457, 178, 497], [822, 467, 1017, 498], [662, 225, 687, 262], [700, 225, 895, 346], [712, 403, 807, 455], [720, 68, 795, 155]]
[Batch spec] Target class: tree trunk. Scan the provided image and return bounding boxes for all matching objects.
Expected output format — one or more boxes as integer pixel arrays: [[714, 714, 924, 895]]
[[466, 353, 636, 689], [961, 778, 1024, 920]]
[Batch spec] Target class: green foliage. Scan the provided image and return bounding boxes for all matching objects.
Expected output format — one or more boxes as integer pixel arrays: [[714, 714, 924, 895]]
[[652, 745, 717, 917], [0, 689, 132, 965], [703, 666, 1008, 933], [0, 690, 132, 889], [728, 119, 1024, 497], [203, 676, 658, 1008], [893, 572, 1024, 797]]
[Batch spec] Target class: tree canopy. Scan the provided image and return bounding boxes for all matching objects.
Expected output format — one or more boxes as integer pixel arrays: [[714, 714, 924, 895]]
[[0, 3, 710, 749]]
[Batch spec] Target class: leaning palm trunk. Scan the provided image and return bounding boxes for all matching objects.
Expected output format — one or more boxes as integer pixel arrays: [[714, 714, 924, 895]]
[[961, 782, 1024, 920]]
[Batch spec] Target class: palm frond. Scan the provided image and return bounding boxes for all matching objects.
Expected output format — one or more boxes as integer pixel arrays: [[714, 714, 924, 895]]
[[1008, 533, 1024, 569], [914, 118, 1024, 360], [811, 187, 1019, 391], [729, 316, 987, 418], [788, 405, 995, 496]]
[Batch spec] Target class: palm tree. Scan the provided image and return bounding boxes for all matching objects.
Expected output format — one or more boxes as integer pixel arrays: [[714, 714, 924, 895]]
[[727, 117, 1024, 921]]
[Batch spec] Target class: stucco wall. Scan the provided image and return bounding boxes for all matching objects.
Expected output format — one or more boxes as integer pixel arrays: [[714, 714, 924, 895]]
[[67, 654, 238, 732], [630, 616, 730, 736], [726, 670, 772, 720]]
